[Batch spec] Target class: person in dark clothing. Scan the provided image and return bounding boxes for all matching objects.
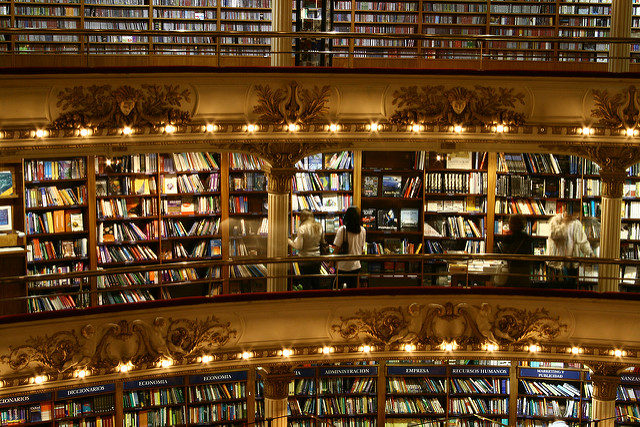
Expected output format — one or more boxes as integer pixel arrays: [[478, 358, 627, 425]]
[[501, 214, 533, 287]]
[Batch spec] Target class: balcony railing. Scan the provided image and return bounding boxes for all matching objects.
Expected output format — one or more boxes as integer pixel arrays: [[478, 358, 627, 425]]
[[0, 252, 637, 316], [1, 28, 639, 72]]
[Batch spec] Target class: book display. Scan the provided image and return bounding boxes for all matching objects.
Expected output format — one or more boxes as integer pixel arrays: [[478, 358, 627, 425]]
[[95, 154, 160, 306], [295, 0, 331, 66], [291, 151, 353, 235], [219, 0, 272, 57], [621, 162, 640, 291], [12, 0, 81, 54], [0, 392, 52, 425], [318, 365, 378, 425], [187, 371, 248, 425], [84, 0, 150, 55], [123, 376, 186, 427], [55, 383, 116, 427], [228, 153, 268, 293], [151, 0, 217, 55], [24, 158, 90, 313], [517, 366, 587, 425], [494, 153, 600, 286], [287, 368, 316, 425], [615, 372, 640, 423]]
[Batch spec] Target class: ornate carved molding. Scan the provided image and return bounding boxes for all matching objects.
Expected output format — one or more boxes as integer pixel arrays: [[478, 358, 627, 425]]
[[586, 363, 627, 400], [265, 167, 295, 194], [390, 86, 526, 127], [0, 316, 236, 374], [253, 81, 331, 125], [331, 302, 568, 346], [592, 86, 640, 129], [259, 365, 295, 400], [53, 85, 192, 129]]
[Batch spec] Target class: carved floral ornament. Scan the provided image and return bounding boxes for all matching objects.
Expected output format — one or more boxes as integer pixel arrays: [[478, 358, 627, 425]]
[[389, 85, 527, 127], [252, 81, 331, 125], [52, 84, 192, 130], [592, 86, 640, 129], [0, 316, 237, 374], [331, 302, 568, 347]]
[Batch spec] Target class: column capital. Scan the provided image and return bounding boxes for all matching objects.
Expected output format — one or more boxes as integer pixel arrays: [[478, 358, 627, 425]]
[[260, 364, 296, 400], [585, 362, 627, 401]]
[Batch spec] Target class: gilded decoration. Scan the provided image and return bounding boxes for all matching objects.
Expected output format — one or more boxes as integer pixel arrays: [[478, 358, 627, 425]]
[[592, 86, 640, 129], [587, 363, 627, 400], [389, 85, 526, 127], [52, 85, 192, 129], [253, 81, 331, 125], [259, 365, 295, 400], [0, 316, 237, 374], [331, 302, 568, 346]]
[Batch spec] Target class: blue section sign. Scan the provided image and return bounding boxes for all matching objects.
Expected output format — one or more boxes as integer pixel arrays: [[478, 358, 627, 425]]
[[189, 371, 247, 385], [387, 366, 447, 376], [124, 376, 184, 390], [451, 367, 509, 376], [0, 392, 51, 407], [57, 383, 115, 399], [320, 366, 378, 376], [520, 368, 581, 380]]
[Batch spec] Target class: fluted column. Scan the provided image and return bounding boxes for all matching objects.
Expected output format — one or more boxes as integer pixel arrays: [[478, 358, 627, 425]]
[[608, 0, 632, 73], [265, 166, 295, 292], [261, 365, 295, 427], [271, 0, 293, 67], [589, 363, 624, 427], [599, 171, 626, 292]]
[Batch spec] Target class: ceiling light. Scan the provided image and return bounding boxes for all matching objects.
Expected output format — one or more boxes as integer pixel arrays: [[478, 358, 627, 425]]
[[122, 127, 133, 135], [205, 124, 217, 132], [329, 124, 339, 132], [453, 125, 463, 133]]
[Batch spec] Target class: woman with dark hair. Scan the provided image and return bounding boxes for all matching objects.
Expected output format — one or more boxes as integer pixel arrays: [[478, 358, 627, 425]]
[[333, 206, 366, 288], [501, 214, 533, 287]]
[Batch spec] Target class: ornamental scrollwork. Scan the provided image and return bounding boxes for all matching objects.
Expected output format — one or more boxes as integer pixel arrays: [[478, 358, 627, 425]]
[[592, 86, 640, 129], [390, 85, 526, 127], [253, 81, 331, 125], [1, 316, 236, 373], [331, 302, 568, 346], [52, 84, 192, 130]]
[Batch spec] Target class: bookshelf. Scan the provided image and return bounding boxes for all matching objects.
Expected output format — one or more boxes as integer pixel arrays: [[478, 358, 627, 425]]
[[287, 367, 317, 425], [13, 0, 82, 54], [361, 151, 424, 287], [621, 162, 640, 291], [123, 376, 186, 427], [385, 365, 447, 426], [151, 0, 217, 56], [187, 371, 248, 425], [219, 0, 272, 57], [295, 0, 331, 66], [317, 365, 378, 425], [0, 391, 53, 425], [159, 152, 223, 298], [54, 383, 116, 427], [84, 0, 150, 55], [517, 366, 586, 425], [616, 372, 640, 424], [24, 157, 90, 313], [95, 154, 161, 307], [228, 153, 268, 293]]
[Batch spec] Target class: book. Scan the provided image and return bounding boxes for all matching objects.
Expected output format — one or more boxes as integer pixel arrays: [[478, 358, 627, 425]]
[[400, 208, 419, 231], [384, 238, 402, 254], [96, 179, 108, 197], [61, 240, 75, 257], [0, 170, 14, 196], [446, 152, 473, 169], [69, 211, 84, 232], [163, 174, 178, 194], [134, 178, 149, 195], [377, 208, 398, 230], [362, 176, 379, 197], [362, 208, 377, 229], [382, 175, 402, 197], [166, 199, 181, 215], [108, 177, 121, 195], [53, 209, 65, 233], [322, 193, 339, 212], [181, 197, 195, 215]]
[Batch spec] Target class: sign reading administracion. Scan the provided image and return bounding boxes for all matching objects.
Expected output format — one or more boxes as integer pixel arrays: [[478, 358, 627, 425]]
[[320, 366, 377, 377], [57, 383, 116, 399], [0, 392, 51, 407], [190, 371, 247, 385], [124, 376, 184, 390], [519, 368, 580, 380]]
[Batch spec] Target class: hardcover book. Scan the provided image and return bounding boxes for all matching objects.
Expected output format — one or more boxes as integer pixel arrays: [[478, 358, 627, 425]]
[[322, 193, 339, 212], [0, 170, 14, 196], [96, 179, 108, 197], [362, 208, 377, 229], [108, 177, 121, 196], [362, 176, 379, 197], [382, 175, 402, 197], [384, 238, 403, 254], [377, 208, 398, 230], [163, 174, 178, 194], [400, 208, 419, 231]]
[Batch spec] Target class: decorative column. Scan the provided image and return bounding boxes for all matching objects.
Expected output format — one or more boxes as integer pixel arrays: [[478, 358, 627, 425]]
[[608, 0, 632, 73], [260, 365, 295, 427], [271, 0, 293, 67], [587, 363, 625, 427], [264, 164, 296, 292], [599, 170, 627, 292]]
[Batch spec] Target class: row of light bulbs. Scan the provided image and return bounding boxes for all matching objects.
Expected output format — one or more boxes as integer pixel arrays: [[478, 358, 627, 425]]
[[9, 124, 640, 139], [10, 344, 631, 388]]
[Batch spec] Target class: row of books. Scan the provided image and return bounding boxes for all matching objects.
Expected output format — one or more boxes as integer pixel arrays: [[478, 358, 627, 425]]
[[25, 158, 86, 182], [319, 378, 376, 394], [494, 198, 549, 216], [425, 172, 486, 195], [97, 271, 158, 288], [189, 383, 246, 402], [160, 173, 219, 194], [449, 397, 508, 416], [26, 209, 84, 234], [426, 197, 486, 214], [97, 176, 158, 197], [123, 407, 185, 427], [27, 262, 87, 288], [366, 239, 422, 255], [97, 198, 157, 218], [362, 208, 419, 231], [96, 244, 158, 264], [186, 402, 246, 424], [387, 377, 445, 394], [54, 394, 115, 418], [57, 415, 115, 427], [517, 397, 578, 418], [229, 172, 266, 192], [324, 151, 353, 170], [96, 154, 158, 174], [229, 153, 264, 171], [123, 388, 185, 409], [162, 239, 221, 259], [161, 152, 219, 172], [25, 185, 87, 208], [28, 294, 79, 312], [385, 396, 445, 415], [163, 195, 221, 215], [161, 217, 220, 237], [229, 217, 268, 237], [318, 396, 376, 416], [98, 289, 155, 306], [98, 221, 156, 243], [229, 263, 267, 278], [291, 379, 316, 396], [519, 380, 580, 398], [292, 193, 353, 213], [293, 171, 352, 192], [449, 378, 509, 395], [0, 403, 52, 424], [27, 237, 88, 262]]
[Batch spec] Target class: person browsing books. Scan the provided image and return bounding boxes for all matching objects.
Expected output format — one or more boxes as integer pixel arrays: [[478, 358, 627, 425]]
[[500, 214, 533, 287], [333, 206, 366, 289], [546, 211, 594, 288], [288, 209, 324, 290]]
